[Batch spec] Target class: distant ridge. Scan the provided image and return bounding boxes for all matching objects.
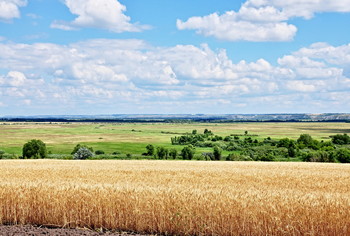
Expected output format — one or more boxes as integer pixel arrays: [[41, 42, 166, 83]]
[[0, 113, 349, 122]]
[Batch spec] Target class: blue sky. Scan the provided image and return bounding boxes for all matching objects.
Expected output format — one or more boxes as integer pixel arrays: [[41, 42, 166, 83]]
[[1, 0, 350, 115]]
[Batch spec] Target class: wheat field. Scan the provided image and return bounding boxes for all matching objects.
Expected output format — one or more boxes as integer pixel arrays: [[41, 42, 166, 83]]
[[0, 160, 349, 235]]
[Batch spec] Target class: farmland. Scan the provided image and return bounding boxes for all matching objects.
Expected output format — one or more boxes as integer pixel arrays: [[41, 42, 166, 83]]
[[1, 121, 350, 156], [0, 160, 349, 235]]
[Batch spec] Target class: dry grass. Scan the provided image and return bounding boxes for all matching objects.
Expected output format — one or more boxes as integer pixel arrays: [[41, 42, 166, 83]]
[[0, 160, 349, 235]]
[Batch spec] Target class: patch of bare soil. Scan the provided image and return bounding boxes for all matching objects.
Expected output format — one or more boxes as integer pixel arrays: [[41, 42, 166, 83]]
[[0, 225, 151, 236]]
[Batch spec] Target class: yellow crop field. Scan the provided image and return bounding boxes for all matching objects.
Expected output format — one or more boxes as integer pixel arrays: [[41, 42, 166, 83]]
[[0, 160, 349, 235]]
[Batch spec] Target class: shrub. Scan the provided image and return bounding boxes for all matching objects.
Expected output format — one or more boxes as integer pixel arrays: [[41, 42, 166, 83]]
[[71, 144, 93, 155], [73, 147, 94, 160], [145, 144, 155, 156], [226, 153, 253, 161], [22, 139, 47, 159], [297, 134, 314, 149], [156, 147, 168, 159], [126, 153, 132, 159], [181, 145, 195, 160], [301, 151, 336, 163], [48, 154, 73, 160], [202, 152, 214, 161], [331, 134, 350, 145], [169, 149, 177, 159], [213, 146, 222, 160], [334, 148, 350, 163], [0, 150, 4, 159], [95, 150, 105, 155]]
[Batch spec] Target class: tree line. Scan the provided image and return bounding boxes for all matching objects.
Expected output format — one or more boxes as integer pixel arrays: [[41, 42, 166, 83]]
[[1, 131, 349, 163]]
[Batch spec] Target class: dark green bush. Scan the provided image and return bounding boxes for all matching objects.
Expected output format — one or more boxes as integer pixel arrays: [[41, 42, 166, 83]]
[[181, 145, 195, 160], [334, 148, 350, 163], [22, 139, 47, 159], [95, 150, 105, 155], [331, 134, 350, 145]]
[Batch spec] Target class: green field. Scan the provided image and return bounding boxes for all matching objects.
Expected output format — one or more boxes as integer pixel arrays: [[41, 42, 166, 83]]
[[1, 122, 350, 156]]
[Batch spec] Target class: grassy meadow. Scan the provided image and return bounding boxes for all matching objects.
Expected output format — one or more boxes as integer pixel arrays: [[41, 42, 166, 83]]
[[0, 160, 349, 235], [1, 122, 350, 156]]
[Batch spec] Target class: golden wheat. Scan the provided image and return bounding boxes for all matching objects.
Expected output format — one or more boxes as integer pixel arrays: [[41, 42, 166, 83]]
[[0, 160, 349, 235]]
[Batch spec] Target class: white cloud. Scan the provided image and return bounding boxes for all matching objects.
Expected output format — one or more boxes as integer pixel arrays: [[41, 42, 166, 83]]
[[286, 80, 323, 92], [244, 0, 350, 19], [51, 0, 149, 32], [7, 71, 27, 86], [294, 43, 350, 66], [0, 0, 27, 22], [1, 39, 350, 114], [177, 0, 350, 42], [177, 9, 297, 42]]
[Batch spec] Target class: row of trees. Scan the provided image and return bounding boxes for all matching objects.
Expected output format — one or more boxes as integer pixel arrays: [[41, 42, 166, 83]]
[[12, 133, 350, 163], [143, 144, 194, 160]]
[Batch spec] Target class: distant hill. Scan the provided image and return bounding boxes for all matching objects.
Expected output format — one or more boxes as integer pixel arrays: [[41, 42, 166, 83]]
[[1, 113, 349, 122]]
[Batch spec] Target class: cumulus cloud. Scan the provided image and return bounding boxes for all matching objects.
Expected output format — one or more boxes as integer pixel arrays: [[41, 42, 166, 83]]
[[244, 0, 350, 19], [51, 0, 149, 32], [0, 0, 27, 22], [177, 7, 297, 42], [1, 40, 350, 114], [177, 0, 350, 42]]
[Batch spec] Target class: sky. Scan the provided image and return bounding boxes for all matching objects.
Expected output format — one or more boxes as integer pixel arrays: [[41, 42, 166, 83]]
[[0, 0, 350, 115]]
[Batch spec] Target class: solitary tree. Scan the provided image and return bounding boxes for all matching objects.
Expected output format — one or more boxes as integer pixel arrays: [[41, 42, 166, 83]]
[[22, 139, 47, 159]]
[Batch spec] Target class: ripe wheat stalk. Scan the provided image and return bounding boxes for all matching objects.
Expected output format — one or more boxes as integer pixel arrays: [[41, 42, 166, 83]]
[[0, 160, 349, 235]]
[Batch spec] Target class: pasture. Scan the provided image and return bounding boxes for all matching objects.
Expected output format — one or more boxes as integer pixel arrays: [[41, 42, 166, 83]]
[[0, 160, 349, 235], [1, 122, 350, 155]]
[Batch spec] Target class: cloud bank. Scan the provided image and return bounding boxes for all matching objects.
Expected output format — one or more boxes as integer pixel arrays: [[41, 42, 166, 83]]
[[1, 40, 350, 114]]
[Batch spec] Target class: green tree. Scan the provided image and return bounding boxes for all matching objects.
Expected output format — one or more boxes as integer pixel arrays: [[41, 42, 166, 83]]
[[288, 145, 297, 158], [145, 144, 155, 156], [181, 145, 195, 160], [213, 146, 222, 160], [277, 138, 292, 148], [297, 134, 313, 148], [331, 134, 350, 145], [71, 144, 93, 155], [334, 148, 350, 163], [22, 139, 47, 159], [169, 149, 177, 159], [156, 147, 168, 159], [74, 147, 94, 160]]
